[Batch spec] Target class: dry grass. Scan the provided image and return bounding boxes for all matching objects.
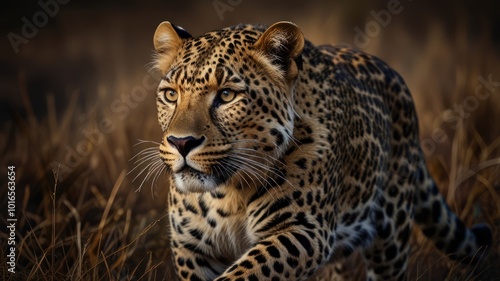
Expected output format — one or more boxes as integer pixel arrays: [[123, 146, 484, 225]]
[[0, 85, 174, 280], [1, 3, 499, 280]]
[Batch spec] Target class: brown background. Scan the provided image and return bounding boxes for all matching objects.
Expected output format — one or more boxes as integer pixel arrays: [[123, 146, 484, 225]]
[[1, 0, 499, 280]]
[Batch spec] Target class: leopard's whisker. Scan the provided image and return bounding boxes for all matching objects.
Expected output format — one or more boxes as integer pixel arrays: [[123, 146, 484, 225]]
[[130, 148, 158, 161], [223, 156, 281, 200], [216, 160, 254, 190], [230, 155, 291, 199], [127, 153, 160, 176], [229, 153, 294, 190], [150, 162, 167, 197], [132, 151, 161, 165], [219, 158, 264, 189], [136, 159, 164, 192], [232, 147, 287, 167], [133, 139, 161, 146]]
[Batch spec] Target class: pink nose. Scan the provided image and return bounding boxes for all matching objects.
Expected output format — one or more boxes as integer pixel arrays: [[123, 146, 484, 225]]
[[167, 136, 205, 157]]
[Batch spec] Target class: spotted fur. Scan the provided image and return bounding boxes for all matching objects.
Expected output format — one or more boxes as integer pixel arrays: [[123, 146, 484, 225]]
[[151, 21, 492, 281]]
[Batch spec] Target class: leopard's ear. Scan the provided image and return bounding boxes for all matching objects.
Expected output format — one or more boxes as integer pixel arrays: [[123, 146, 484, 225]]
[[153, 21, 192, 73], [253, 21, 304, 79]]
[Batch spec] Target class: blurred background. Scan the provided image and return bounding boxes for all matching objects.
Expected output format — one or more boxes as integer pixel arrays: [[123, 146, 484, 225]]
[[1, 0, 499, 280]]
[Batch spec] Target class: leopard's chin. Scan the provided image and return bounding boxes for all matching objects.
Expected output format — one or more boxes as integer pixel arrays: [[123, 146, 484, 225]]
[[172, 167, 229, 193]]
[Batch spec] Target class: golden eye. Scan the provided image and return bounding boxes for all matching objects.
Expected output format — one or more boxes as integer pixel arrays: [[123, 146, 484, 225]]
[[218, 89, 236, 103], [161, 88, 178, 103]]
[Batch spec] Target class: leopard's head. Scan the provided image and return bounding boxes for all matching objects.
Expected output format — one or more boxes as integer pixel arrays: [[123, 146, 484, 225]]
[[153, 21, 304, 193]]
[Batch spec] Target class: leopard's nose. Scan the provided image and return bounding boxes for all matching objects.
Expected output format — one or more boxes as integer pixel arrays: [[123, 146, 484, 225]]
[[167, 136, 205, 157]]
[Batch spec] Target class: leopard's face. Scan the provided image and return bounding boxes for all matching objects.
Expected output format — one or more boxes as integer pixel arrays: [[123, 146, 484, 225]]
[[154, 22, 304, 193]]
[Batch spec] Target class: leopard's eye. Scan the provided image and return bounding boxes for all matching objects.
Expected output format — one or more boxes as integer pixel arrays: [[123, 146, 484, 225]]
[[160, 88, 178, 103], [218, 89, 236, 103]]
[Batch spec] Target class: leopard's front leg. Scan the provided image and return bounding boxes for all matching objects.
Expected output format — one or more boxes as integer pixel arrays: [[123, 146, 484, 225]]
[[172, 245, 229, 281], [214, 229, 330, 281]]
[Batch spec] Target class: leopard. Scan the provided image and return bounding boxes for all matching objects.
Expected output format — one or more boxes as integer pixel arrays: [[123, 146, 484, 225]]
[[150, 21, 492, 281]]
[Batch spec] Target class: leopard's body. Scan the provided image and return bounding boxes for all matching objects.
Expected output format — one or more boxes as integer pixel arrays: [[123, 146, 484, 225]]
[[151, 21, 491, 281]]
